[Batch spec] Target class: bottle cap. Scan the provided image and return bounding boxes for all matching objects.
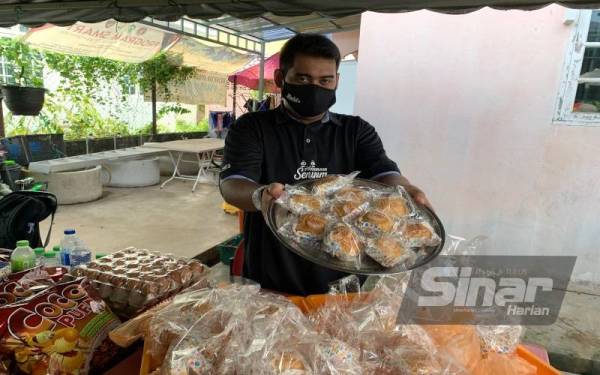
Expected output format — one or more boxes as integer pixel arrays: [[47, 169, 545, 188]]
[[64, 229, 76, 235], [16, 240, 29, 247], [34, 248, 45, 255]]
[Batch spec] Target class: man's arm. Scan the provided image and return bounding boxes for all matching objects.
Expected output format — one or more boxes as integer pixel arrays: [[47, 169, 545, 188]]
[[221, 179, 285, 216]]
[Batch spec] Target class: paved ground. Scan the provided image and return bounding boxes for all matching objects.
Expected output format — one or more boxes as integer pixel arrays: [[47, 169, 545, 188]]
[[40, 178, 239, 258]]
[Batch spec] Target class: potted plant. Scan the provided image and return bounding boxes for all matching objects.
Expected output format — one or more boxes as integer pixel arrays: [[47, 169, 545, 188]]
[[0, 38, 46, 116]]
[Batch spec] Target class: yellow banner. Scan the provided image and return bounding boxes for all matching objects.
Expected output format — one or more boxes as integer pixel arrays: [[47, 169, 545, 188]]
[[145, 70, 228, 106], [167, 37, 253, 74], [23, 21, 179, 63]]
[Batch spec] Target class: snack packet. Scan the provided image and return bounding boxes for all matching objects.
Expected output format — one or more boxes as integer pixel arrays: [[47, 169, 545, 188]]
[[311, 171, 360, 196], [276, 185, 324, 215], [322, 222, 363, 266], [365, 234, 414, 268], [0, 278, 121, 375], [279, 212, 329, 250], [0, 267, 69, 308], [355, 210, 396, 237], [403, 219, 441, 248]]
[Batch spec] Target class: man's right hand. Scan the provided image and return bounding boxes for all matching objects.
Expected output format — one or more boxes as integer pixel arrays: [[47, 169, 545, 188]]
[[260, 182, 285, 219]]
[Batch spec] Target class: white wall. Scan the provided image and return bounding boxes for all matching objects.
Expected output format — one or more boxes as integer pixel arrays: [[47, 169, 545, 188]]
[[331, 60, 357, 115], [355, 6, 600, 284]]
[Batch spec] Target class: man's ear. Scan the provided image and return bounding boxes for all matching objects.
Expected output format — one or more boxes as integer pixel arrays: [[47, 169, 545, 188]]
[[335, 73, 340, 90], [274, 69, 285, 88]]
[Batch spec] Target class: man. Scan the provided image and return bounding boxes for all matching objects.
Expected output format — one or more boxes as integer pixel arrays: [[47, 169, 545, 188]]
[[220, 34, 430, 295]]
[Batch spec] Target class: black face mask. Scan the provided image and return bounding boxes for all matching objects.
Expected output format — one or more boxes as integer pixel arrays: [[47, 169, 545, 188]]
[[282, 82, 336, 117]]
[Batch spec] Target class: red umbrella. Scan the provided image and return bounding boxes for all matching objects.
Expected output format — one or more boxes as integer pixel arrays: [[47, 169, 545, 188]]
[[228, 52, 280, 93]]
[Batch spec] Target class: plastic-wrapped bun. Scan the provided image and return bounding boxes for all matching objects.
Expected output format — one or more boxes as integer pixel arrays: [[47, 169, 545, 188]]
[[311, 171, 360, 196], [322, 222, 362, 262], [403, 220, 441, 247], [276, 185, 323, 215], [365, 234, 413, 268], [336, 186, 370, 204], [277, 212, 329, 250], [356, 210, 395, 237], [316, 339, 361, 375], [373, 195, 411, 219], [330, 200, 368, 221], [270, 350, 310, 374]]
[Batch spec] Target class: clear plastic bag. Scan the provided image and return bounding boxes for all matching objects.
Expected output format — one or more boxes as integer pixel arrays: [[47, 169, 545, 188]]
[[278, 212, 330, 250], [322, 222, 363, 266], [311, 171, 360, 196], [371, 185, 417, 219], [476, 325, 523, 354], [403, 219, 442, 248], [364, 234, 414, 268], [276, 185, 325, 215], [355, 210, 397, 237]]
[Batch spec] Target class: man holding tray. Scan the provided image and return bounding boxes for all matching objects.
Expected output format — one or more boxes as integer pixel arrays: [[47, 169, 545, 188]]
[[220, 33, 431, 295]]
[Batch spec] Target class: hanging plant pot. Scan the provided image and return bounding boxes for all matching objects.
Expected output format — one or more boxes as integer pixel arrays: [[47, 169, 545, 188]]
[[0, 85, 45, 116]]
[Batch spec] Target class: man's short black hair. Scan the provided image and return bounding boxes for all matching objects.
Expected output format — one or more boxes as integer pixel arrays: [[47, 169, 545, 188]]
[[279, 33, 341, 74]]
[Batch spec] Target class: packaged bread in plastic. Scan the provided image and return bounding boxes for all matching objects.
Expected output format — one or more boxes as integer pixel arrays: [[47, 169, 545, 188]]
[[371, 185, 417, 219], [322, 222, 363, 265], [403, 219, 442, 247], [356, 210, 396, 237], [276, 185, 325, 215], [365, 234, 414, 268], [278, 212, 330, 250], [311, 171, 360, 196]]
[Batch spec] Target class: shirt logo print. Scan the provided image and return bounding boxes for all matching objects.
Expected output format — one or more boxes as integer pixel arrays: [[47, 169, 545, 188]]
[[293, 160, 328, 180], [286, 93, 301, 104]]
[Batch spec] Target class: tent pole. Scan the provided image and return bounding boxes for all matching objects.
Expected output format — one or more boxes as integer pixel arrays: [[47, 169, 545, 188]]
[[151, 80, 157, 136], [232, 75, 237, 120], [0, 96, 4, 138], [258, 41, 266, 103]]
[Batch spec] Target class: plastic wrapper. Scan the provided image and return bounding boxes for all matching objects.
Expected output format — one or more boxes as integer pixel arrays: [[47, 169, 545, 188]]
[[322, 222, 363, 265], [311, 172, 360, 196], [0, 266, 69, 307], [329, 200, 369, 222], [355, 210, 396, 237], [403, 219, 442, 247], [365, 234, 414, 268], [71, 248, 207, 319], [0, 277, 120, 375], [475, 325, 523, 354], [279, 212, 329, 250], [371, 186, 417, 219], [276, 185, 325, 215]]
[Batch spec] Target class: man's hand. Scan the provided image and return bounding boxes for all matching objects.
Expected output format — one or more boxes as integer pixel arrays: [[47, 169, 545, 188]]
[[260, 182, 285, 219], [402, 183, 433, 211], [374, 174, 434, 211]]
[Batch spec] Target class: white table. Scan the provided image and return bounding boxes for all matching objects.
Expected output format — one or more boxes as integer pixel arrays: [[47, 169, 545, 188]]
[[142, 139, 225, 192]]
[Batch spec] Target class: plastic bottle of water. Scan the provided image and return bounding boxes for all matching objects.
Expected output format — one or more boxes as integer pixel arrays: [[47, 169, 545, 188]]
[[70, 239, 92, 268], [60, 229, 78, 267], [11, 240, 37, 272]]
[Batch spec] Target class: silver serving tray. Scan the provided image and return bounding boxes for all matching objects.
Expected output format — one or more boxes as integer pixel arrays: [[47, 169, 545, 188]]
[[266, 178, 445, 275]]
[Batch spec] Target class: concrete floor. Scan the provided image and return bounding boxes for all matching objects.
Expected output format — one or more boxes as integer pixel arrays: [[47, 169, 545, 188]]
[[40, 178, 239, 258]]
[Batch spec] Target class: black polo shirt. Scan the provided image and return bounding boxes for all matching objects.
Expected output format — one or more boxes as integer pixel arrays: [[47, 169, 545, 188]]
[[220, 105, 400, 295]]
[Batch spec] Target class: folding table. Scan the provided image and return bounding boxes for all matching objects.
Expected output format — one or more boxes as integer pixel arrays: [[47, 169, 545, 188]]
[[142, 138, 225, 192]]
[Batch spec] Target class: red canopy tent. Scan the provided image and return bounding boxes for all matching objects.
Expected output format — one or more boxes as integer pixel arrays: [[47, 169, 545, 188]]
[[228, 53, 281, 93]]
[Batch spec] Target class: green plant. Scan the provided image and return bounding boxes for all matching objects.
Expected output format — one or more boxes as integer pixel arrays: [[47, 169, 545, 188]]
[[0, 37, 44, 87]]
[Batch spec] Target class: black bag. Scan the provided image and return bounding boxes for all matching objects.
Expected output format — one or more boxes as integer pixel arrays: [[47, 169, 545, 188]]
[[0, 191, 57, 250]]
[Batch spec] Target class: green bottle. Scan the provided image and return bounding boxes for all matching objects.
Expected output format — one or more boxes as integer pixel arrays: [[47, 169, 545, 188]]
[[11, 240, 37, 272]]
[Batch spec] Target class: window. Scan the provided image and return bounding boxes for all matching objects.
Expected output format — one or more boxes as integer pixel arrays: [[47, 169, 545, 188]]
[[0, 56, 15, 85], [555, 10, 600, 124]]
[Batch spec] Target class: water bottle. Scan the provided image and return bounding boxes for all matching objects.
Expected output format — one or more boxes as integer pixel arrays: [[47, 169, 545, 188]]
[[60, 229, 78, 267], [70, 248, 92, 267], [43, 251, 60, 268], [34, 247, 45, 266], [11, 240, 36, 272], [70, 237, 92, 267]]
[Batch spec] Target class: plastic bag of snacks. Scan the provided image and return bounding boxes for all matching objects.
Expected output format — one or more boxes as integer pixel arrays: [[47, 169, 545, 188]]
[[275, 185, 325, 215], [311, 172, 360, 196], [322, 222, 363, 265], [0, 266, 69, 307], [0, 278, 120, 375]]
